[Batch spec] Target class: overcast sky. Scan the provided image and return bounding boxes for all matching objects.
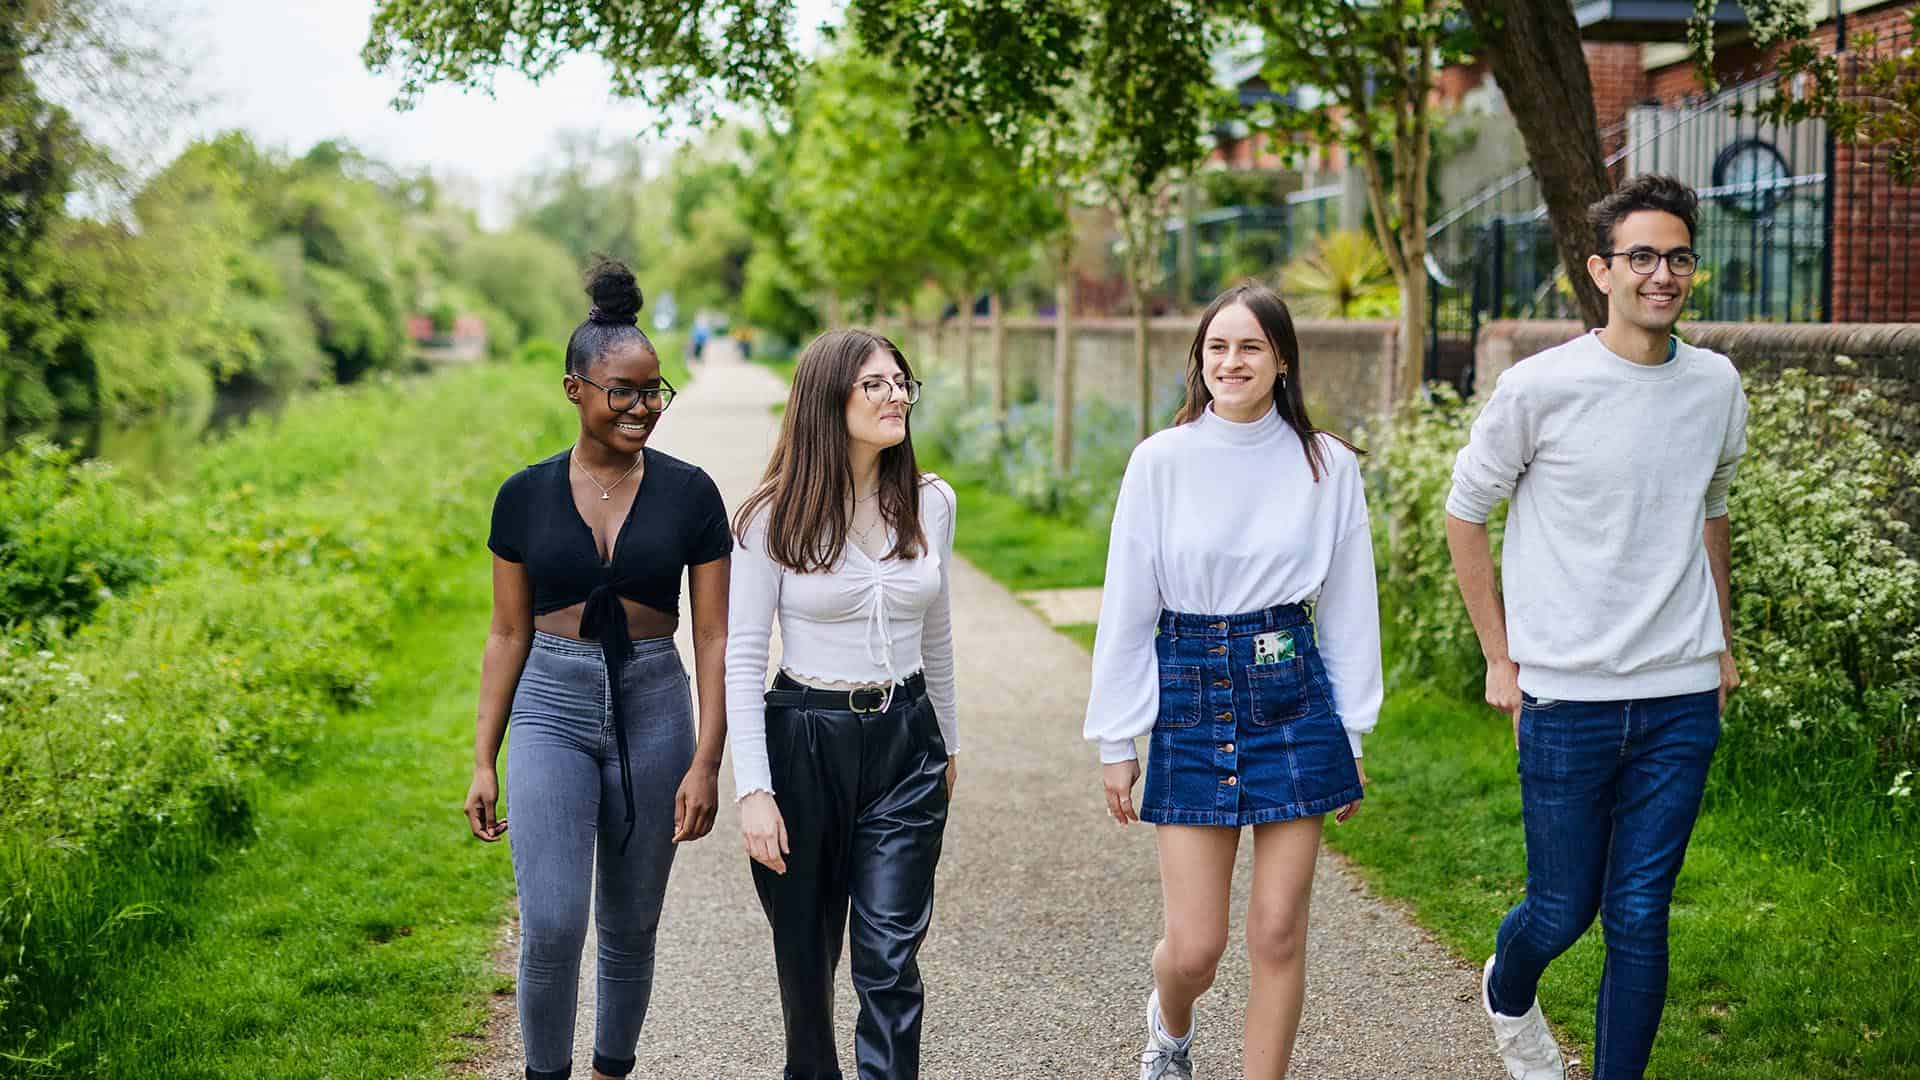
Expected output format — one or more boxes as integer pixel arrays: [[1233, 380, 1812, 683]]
[[127, 0, 837, 225]]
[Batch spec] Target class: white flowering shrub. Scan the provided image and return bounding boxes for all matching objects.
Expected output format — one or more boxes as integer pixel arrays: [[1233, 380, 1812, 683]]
[[1368, 368, 1920, 775], [1724, 368, 1920, 758]]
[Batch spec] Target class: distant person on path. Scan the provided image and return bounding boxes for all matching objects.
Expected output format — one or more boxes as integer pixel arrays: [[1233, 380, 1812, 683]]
[[690, 320, 709, 364], [470, 259, 734, 1080], [1445, 175, 1746, 1080], [1086, 283, 1383, 1080], [726, 328, 960, 1080]]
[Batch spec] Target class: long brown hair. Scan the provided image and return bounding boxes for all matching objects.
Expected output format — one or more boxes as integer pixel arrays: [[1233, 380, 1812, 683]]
[[1172, 282, 1361, 481], [733, 328, 929, 572]]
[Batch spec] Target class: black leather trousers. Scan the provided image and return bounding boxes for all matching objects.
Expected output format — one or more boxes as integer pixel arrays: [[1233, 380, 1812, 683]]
[[752, 675, 950, 1080]]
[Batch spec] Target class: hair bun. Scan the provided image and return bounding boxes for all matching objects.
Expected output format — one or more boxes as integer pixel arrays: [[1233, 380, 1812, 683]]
[[584, 258, 643, 325]]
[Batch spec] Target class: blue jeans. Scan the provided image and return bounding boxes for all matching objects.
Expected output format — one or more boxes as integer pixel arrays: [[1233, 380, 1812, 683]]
[[1487, 688, 1720, 1080], [507, 632, 695, 1080]]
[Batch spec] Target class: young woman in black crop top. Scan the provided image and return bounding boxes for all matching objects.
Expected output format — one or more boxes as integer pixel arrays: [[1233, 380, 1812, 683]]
[[470, 260, 732, 1080]]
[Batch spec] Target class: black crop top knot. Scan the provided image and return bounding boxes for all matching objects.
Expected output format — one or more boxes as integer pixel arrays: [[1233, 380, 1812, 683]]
[[488, 446, 732, 851]]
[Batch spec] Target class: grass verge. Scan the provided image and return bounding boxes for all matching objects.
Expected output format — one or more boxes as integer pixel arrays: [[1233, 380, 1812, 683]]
[[50, 576, 516, 1079], [918, 450, 1107, 591]]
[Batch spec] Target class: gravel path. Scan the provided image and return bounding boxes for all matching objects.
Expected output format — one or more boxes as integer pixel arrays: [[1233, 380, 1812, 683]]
[[470, 342, 1515, 1079]]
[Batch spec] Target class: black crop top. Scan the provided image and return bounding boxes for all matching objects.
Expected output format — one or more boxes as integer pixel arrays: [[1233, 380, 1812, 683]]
[[488, 447, 732, 616], [488, 446, 731, 855]]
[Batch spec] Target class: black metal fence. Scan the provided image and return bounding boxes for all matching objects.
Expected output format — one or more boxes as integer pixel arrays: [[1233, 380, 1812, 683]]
[[1426, 16, 1920, 389]]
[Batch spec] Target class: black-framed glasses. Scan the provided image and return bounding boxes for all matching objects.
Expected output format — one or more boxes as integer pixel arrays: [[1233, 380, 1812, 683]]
[[571, 372, 676, 413], [1599, 247, 1700, 277], [859, 376, 922, 405]]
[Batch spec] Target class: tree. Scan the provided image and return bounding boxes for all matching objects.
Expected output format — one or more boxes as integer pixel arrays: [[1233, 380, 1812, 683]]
[[1456, 1, 1610, 329], [860, 0, 1219, 442], [781, 53, 946, 320], [364, 0, 801, 118], [513, 132, 653, 262], [1243, 0, 1470, 403], [922, 120, 1058, 407]]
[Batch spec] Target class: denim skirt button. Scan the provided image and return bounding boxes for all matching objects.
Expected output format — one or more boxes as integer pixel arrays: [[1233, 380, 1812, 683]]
[[1225, 776, 1238, 786], [1222, 742, 1235, 753]]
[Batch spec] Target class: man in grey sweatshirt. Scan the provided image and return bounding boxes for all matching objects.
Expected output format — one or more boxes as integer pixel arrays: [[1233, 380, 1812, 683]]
[[1445, 175, 1747, 1080]]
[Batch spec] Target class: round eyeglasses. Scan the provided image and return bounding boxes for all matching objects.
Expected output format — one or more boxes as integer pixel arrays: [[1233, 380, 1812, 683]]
[[859, 376, 922, 405], [571, 372, 676, 413], [1599, 248, 1700, 277]]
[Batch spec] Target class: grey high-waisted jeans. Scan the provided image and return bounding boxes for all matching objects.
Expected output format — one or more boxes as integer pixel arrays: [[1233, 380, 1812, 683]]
[[507, 630, 694, 1080]]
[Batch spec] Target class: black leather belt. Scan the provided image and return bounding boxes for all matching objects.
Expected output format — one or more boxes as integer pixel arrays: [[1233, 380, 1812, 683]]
[[765, 671, 927, 714]]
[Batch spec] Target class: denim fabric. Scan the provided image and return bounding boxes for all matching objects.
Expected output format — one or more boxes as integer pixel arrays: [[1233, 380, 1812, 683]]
[[1141, 604, 1363, 827], [506, 631, 695, 1079], [1487, 688, 1721, 1080]]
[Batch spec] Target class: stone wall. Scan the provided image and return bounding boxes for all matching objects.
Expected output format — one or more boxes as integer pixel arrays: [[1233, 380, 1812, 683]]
[[919, 316, 1400, 439]]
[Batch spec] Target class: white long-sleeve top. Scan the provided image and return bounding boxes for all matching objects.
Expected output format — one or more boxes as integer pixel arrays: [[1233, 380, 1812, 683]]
[[725, 476, 960, 797], [1084, 404, 1383, 764], [1446, 330, 1747, 701]]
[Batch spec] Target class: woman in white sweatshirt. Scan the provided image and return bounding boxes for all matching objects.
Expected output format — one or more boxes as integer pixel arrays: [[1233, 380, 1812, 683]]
[[1087, 283, 1383, 1080], [726, 327, 959, 1080]]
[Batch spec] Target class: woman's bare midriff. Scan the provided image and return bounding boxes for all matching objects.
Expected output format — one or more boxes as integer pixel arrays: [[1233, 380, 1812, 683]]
[[534, 596, 679, 642], [780, 668, 897, 692]]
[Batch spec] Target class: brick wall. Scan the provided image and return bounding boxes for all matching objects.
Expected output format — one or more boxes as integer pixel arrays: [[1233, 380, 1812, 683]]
[[1586, 43, 1649, 157], [1642, 3, 1920, 320]]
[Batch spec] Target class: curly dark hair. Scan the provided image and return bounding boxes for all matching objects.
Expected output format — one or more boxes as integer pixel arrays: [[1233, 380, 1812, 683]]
[[1589, 174, 1699, 256], [563, 257, 654, 374]]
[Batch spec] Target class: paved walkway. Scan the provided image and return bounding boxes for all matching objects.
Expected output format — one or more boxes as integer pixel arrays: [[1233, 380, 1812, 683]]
[[473, 341, 1514, 1078]]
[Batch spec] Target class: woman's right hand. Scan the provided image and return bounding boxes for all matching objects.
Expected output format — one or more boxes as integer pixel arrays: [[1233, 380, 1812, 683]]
[[1102, 759, 1142, 827], [465, 766, 507, 842], [740, 791, 789, 874]]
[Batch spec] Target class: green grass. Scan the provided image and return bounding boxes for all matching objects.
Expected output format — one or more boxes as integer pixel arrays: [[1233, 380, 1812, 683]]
[[1321, 689, 1917, 1078], [754, 354, 798, 384], [918, 450, 1109, 591], [938, 479, 1919, 1077], [49, 576, 514, 1079], [1057, 622, 1098, 652]]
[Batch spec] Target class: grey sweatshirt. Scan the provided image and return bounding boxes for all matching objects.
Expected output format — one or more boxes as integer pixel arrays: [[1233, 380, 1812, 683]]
[[1446, 330, 1748, 701]]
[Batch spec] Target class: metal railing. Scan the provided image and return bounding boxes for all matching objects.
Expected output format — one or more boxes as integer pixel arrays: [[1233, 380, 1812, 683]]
[[1425, 15, 1919, 389]]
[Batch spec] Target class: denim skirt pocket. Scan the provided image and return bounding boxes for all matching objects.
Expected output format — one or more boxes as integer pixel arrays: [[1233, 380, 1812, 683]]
[[1247, 658, 1311, 726], [1155, 664, 1204, 729]]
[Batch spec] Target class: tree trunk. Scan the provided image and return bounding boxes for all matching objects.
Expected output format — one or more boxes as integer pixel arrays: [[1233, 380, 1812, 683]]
[[1051, 272, 1076, 475], [1397, 253, 1427, 402], [1461, 0, 1611, 328], [990, 290, 1008, 417], [1132, 281, 1152, 442], [958, 293, 977, 404], [1177, 176, 1197, 310]]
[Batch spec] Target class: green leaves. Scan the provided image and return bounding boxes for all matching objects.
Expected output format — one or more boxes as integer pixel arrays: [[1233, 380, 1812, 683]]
[[363, 0, 802, 121]]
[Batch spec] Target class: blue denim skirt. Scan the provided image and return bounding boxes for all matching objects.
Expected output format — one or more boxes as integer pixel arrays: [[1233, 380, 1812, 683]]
[[1141, 603, 1363, 827]]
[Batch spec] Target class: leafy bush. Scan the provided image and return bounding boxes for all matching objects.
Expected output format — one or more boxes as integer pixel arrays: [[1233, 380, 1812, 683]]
[[912, 373, 1178, 532], [0, 441, 162, 634], [1367, 370, 1919, 775], [1724, 368, 1920, 764], [1365, 385, 1505, 698], [0, 362, 576, 1061]]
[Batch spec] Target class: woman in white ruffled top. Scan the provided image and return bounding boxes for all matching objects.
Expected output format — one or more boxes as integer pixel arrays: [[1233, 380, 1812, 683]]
[[724, 327, 958, 1080]]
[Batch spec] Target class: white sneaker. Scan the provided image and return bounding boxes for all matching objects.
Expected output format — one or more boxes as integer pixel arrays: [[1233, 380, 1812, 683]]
[[1481, 955, 1567, 1079], [1139, 989, 1195, 1080]]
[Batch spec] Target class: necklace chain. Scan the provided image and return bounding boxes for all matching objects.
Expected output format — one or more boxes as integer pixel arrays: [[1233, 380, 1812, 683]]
[[573, 448, 643, 501]]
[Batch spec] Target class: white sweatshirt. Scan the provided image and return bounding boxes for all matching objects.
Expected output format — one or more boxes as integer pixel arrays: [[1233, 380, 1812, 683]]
[[1084, 404, 1384, 764], [1446, 330, 1748, 701], [725, 477, 960, 798]]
